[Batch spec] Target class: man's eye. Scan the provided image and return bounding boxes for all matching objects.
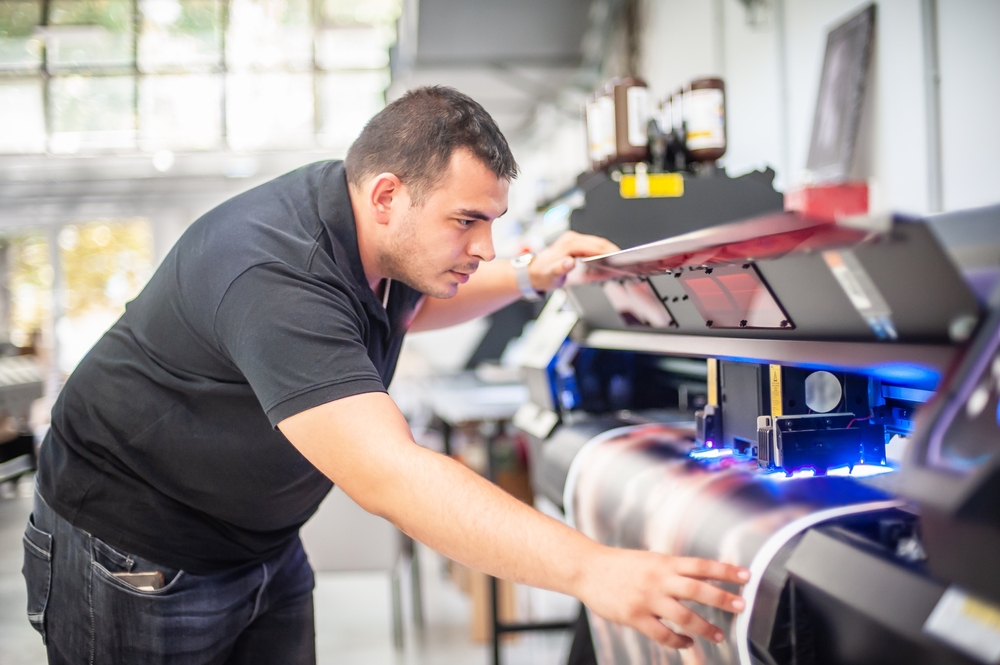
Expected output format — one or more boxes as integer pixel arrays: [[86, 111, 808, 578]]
[[459, 219, 475, 227]]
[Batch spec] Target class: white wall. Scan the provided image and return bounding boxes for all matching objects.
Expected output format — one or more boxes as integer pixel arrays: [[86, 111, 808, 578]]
[[639, 0, 719, 96], [503, 100, 590, 257], [718, 0, 786, 184], [937, 0, 1000, 211]]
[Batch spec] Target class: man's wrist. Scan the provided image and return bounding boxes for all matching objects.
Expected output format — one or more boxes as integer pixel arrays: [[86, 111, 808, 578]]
[[511, 253, 543, 302], [564, 538, 608, 603]]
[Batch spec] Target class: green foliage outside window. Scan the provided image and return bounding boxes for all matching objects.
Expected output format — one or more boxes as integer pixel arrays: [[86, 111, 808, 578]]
[[0, 1, 41, 38], [58, 219, 153, 318], [49, 0, 132, 31], [7, 234, 52, 349]]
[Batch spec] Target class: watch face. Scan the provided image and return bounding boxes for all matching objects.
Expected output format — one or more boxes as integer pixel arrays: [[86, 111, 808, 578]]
[[512, 253, 533, 268]]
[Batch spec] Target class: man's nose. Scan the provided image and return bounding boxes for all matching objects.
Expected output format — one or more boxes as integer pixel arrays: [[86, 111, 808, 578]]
[[469, 225, 496, 262]]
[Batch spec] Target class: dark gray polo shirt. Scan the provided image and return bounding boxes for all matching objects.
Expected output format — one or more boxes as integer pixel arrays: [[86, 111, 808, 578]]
[[38, 161, 424, 573]]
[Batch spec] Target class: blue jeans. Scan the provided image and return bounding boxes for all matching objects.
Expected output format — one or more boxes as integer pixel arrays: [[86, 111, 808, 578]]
[[22, 491, 316, 664]]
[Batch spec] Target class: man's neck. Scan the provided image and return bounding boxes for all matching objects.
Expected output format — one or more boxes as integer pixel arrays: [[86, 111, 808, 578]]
[[348, 182, 386, 292]]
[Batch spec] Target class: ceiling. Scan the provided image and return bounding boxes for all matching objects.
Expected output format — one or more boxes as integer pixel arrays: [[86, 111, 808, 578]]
[[387, 0, 607, 138]]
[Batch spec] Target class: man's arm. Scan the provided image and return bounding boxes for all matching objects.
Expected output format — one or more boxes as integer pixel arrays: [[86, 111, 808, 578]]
[[409, 231, 619, 332], [279, 392, 749, 648]]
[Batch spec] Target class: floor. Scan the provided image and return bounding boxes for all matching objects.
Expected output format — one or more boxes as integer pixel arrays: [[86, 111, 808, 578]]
[[0, 475, 573, 665]]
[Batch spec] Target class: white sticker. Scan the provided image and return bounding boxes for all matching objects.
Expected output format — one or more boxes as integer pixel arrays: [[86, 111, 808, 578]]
[[924, 586, 1000, 664], [683, 88, 725, 150], [829, 264, 873, 310], [626, 86, 649, 147], [822, 250, 898, 340]]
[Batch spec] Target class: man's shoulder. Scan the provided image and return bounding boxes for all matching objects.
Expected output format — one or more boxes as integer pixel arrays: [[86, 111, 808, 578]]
[[177, 161, 344, 272], [133, 160, 351, 339], [199, 160, 341, 234]]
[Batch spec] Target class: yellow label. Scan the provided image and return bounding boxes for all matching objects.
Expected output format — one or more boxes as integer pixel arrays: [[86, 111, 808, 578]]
[[619, 172, 684, 199], [769, 364, 783, 417], [707, 359, 718, 406]]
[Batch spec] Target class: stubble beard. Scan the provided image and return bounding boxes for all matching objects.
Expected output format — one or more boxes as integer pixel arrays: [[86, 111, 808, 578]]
[[379, 212, 456, 299]]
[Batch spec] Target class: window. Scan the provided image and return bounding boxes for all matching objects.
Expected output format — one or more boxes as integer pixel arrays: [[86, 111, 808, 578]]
[[0, 0, 401, 154]]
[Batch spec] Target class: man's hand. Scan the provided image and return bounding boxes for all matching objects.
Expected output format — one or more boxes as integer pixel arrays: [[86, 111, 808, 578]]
[[528, 230, 619, 293], [579, 548, 748, 648]]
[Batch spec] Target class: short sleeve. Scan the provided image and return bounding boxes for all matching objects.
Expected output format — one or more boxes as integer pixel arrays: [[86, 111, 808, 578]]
[[214, 263, 386, 427]]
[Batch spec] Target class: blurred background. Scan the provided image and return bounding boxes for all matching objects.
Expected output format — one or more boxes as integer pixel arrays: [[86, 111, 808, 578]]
[[0, 0, 997, 664]]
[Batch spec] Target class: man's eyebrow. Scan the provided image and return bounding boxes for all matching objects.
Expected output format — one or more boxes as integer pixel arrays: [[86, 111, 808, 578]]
[[456, 208, 507, 221]]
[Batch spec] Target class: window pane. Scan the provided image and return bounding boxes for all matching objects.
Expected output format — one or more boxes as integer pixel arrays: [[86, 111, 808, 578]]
[[226, 0, 312, 72], [0, 79, 46, 153], [227, 72, 314, 151], [50, 75, 136, 152], [140, 74, 221, 150], [317, 70, 387, 149], [0, 1, 43, 70], [138, 0, 222, 73], [316, 26, 392, 70], [57, 219, 153, 373], [321, 0, 401, 25], [47, 0, 134, 71]]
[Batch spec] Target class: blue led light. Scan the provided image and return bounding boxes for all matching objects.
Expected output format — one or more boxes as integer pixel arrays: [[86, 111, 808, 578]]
[[869, 363, 940, 389], [828, 463, 896, 477], [709, 357, 940, 390], [706, 440, 714, 448], [690, 447, 735, 460]]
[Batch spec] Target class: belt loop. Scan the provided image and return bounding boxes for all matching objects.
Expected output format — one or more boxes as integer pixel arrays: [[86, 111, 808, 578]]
[[248, 563, 270, 625]]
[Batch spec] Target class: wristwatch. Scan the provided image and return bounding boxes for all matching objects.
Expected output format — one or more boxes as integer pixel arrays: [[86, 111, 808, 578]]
[[511, 253, 543, 302]]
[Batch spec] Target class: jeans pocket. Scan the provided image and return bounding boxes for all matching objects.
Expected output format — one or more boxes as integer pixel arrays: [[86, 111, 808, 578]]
[[21, 513, 53, 644], [91, 537, 183, 596], [89, 544, 192, 662]]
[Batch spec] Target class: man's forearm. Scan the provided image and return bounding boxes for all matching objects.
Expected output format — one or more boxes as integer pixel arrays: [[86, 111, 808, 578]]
[[283, 392, 597, 596], [369, 440, 597, 595]]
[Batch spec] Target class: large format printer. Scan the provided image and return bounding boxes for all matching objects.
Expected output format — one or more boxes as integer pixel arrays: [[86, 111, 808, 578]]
[[515, 205, 1000, 665]]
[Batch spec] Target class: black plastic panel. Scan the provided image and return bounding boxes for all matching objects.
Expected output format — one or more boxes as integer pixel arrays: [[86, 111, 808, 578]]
[[569, 169, 784, 251], [569, 218, 980, 345]]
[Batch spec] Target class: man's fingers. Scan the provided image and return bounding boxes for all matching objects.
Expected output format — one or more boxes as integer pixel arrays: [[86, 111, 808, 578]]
[[635, 616, 693, 649], [569, 238, 619, 258], [671, 557, 750, 584], [549, 257, 576, 275], [664, 576, 746, 614], [557, 230, 620, 257], [654, 598, 725, 643], [531, 231, 618, 291]]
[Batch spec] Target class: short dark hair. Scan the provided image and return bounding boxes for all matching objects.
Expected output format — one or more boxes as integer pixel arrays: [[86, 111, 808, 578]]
[[344, 86, 518, 203]]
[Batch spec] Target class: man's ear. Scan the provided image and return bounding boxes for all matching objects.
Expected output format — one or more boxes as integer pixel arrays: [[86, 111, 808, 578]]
[[369, 173, 404, 226]]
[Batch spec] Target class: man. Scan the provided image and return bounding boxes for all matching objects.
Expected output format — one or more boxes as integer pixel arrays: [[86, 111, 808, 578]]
[[23, 87, 748, 663]]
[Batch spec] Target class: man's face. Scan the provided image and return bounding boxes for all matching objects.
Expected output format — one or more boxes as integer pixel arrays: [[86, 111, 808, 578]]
[[380, 149, 508, 298]]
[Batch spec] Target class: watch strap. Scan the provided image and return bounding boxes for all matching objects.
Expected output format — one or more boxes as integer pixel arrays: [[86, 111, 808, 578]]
[[512, 254, 543, 302]]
